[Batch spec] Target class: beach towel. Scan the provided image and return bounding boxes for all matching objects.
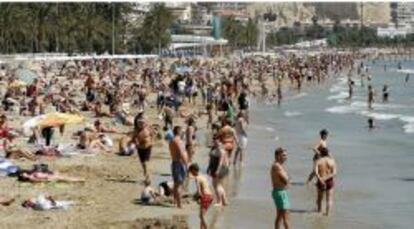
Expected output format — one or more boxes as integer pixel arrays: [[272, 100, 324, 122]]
[[0, 159, 20, 176], [29, 195, 75, 211]]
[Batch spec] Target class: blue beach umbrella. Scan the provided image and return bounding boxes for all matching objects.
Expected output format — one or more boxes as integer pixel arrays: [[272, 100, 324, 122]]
[[175, 66, 192, 75], [15, 69, 38, 84]]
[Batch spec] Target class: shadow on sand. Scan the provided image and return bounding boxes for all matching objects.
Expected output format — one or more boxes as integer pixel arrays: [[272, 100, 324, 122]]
[[290, 181, 306, 186], [290, 209, 318, 214], [105, 178, 137, 184], [132, 199, 175, 208]]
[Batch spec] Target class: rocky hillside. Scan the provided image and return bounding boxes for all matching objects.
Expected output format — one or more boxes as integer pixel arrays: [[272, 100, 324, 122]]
[[247, 2, 390, 27]]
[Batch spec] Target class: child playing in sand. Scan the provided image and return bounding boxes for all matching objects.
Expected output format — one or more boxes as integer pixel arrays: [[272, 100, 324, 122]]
[[189, 163, 213, 229], [140, 178, 157, 204]]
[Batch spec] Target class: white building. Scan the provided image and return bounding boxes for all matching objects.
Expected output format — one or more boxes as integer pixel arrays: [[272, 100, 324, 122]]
[[377, 24, 410, 38], [391, 2, 414, 31]]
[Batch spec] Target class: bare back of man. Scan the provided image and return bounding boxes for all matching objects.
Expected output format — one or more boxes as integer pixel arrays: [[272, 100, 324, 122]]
[[315, 153, 337, 216]]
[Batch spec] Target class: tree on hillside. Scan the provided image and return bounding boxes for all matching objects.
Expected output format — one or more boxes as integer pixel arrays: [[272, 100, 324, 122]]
[[135, 3, 175, 54]]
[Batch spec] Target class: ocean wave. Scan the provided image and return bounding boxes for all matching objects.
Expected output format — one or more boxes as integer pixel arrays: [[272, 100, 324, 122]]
[[327, 91, 348, 101], [399, 116, 414, 134], [325, 105, 360, 114], [326, 101, 408, 115], [329, 85, 347, 93], [397, 68, 414, 74], [359, 111, 401, 120], [284, 111, 303, 117], [403, 123, 414, 133]]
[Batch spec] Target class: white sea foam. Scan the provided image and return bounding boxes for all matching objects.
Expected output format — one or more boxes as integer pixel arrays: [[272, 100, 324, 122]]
[[329, 85, 347, 93], [284, 111, 303, 117], [399, 116, 414, 134], [326, 105, 359, 114], [397, 68, 414, 74], [359, 111, 401, 120], [326, 101, 408, 115], [327, 91, 348, 101], [403, 123, 414, 133]]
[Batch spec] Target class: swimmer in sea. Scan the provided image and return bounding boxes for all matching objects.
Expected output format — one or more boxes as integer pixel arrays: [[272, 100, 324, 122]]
[[367, 118, 378, 131], [382, 85, 389, 103]]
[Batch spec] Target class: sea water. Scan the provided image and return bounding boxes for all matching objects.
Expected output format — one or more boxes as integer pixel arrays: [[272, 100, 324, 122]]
[[197, 59, 414, 229]]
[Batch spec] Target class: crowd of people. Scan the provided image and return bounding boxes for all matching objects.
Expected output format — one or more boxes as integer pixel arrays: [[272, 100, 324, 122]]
[[0, 50, 371, 228]]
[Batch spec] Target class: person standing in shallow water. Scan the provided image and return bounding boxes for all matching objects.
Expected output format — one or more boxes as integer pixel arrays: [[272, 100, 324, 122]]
[[314, 147, 337, 216], [271, 147, 290, 229], [382, 85, 389, 103], [307, 129, 329, 185], [368, 85, 375, 110]]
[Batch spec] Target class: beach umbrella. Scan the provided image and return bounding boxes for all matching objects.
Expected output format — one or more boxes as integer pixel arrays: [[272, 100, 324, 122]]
[[175, 66, 192, 75], [23, 113, 85, 135], [15, 69, 38, 84]]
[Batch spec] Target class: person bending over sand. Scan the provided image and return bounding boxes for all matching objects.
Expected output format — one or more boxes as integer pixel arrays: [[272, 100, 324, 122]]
[[18, 169, 84, 183]]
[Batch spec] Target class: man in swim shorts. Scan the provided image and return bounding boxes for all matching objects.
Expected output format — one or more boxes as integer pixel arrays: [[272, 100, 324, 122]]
[[314, 147, 337, 216], [169, 126, 188, 208], [270, 147, 290, 229], [134, 120, 154, 179]]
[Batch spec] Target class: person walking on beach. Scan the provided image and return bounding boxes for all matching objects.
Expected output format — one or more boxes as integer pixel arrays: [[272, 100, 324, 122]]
[[207, 136, 229, 207], [134, 120, 154, 179], [185, 117, 197, 163], [189, 163, 214, 229], [271, 147, 290, 229], [314, 147, 337, 216], [218, 118, 237, 159], [169, 126, 188, 208], [234, 112, 248, 165]]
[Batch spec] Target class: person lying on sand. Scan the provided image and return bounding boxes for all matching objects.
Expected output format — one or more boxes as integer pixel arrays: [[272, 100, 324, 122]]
[[17, 164, 85, 183], [22, 195, 75, 210]]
